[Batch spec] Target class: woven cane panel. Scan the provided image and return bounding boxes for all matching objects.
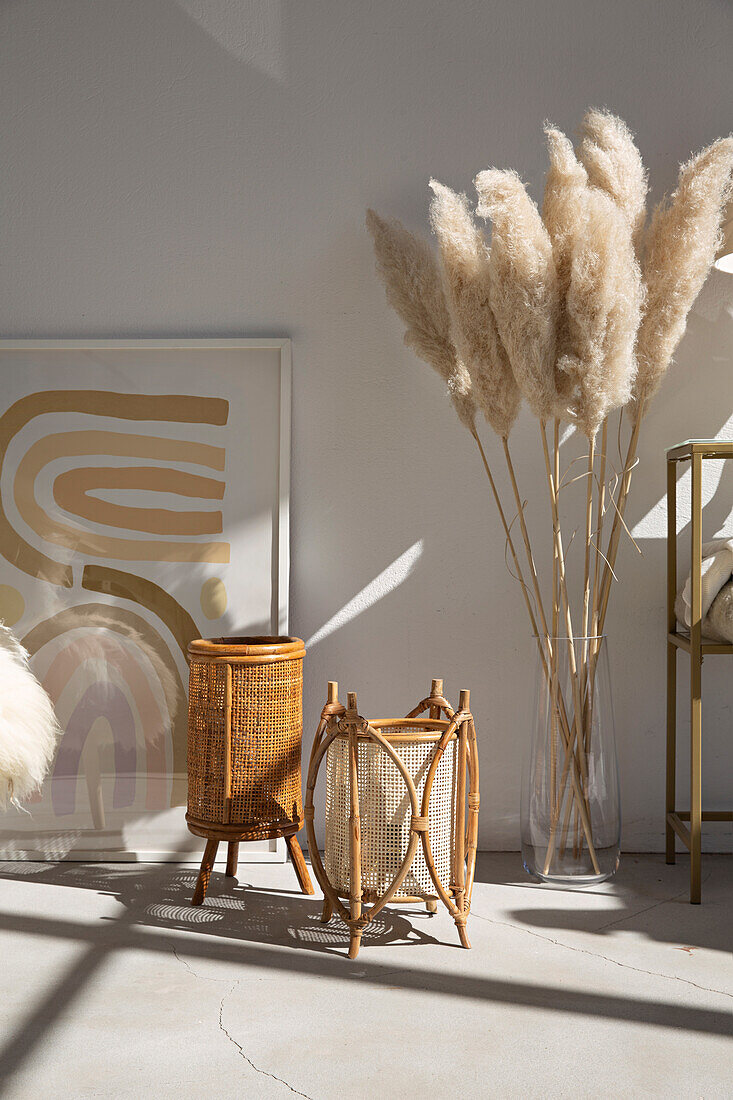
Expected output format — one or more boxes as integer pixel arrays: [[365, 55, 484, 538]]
[[187, 657, 303, 831], [324, 729, 457, 898], [187, 661, 227, 822]]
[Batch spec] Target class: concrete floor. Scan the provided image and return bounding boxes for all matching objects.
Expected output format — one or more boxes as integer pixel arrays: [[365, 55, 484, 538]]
[[0, 853, 730, 1099]]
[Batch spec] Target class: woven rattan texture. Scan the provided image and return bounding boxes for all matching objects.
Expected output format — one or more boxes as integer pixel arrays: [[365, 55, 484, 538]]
[[187, 656, 303, 832], [324, 727, 457, 897]]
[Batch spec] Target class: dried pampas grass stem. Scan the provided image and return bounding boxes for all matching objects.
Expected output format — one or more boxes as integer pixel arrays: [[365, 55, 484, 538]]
[[367, 110, 733, 873]]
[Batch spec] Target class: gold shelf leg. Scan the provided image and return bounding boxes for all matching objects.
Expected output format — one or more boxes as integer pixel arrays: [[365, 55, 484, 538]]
[[690, 452, 703, 904], [666, 458, 677, 865]]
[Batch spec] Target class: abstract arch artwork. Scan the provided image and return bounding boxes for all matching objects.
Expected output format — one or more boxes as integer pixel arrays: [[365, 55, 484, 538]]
[[0, 340, 290, 859]]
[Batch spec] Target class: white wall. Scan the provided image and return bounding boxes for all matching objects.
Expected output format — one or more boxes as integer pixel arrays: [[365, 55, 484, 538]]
[[2, 0, 732, 851]]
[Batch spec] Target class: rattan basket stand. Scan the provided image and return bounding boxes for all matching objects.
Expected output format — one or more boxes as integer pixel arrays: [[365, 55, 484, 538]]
[[305, 679, 479, 959], [186, 636, 314, 904]]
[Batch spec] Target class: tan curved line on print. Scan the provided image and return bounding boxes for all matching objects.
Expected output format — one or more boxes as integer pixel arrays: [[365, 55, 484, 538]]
[[22, 602, 188, 804], [42, 634, 168, 810], [0, 390, 229, 586], [82, 564, 200, 667], [16, 431, 229, 563], [53, 466, 224, 536]]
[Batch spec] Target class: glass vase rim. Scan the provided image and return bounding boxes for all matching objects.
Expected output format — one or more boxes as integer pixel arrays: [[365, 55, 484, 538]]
[[533, 632, 607, 641]]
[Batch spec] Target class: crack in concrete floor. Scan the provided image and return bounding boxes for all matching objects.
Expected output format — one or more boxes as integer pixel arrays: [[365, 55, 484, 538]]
[[163, 864, 731, 1097], [170, 943, 315, 1098], [470, 872, 733, 1002], [2, 857, 731, 1096], [218, 980, 314, 1099]]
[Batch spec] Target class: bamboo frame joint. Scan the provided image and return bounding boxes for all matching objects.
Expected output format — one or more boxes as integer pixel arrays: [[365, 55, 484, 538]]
[[321, 701, 346, 718]]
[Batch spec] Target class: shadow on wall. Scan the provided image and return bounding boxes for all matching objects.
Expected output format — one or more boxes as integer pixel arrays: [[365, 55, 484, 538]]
[[630, 271, 733, 549], [305, 540, 424, 648], [174, 0, 285, 80]]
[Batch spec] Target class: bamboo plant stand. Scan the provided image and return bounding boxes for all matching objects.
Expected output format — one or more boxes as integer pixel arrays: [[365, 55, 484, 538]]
[[305, 679, 479, 959], [186, 636, 314, 904], [666, 440, 733, 903]]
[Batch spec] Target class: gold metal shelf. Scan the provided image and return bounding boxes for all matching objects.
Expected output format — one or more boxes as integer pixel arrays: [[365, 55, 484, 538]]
[[667, 631, 733, 656], [666, 438, 733, 462], [666, 439, 733, 904]]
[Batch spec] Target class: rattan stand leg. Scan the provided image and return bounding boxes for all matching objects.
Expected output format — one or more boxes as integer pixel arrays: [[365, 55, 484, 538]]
[[286, 834, 315, 895], [456, 923, 471, 949], [226, 842, 239, 877], [320, 898, 333, 923], [192, 838, 219, 905], [426, 899, 438, 914], [347, 692, 364, 959]]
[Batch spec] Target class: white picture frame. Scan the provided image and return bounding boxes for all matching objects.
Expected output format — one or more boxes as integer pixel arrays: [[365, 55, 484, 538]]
[[0, 339, 292, 862]]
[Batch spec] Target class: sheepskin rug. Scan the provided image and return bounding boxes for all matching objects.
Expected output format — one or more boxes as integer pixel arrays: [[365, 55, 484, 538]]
[[0, 623, 60, 809]]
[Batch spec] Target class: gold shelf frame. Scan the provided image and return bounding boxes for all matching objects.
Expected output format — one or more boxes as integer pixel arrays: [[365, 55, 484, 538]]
[[666, 439, 733, 903]]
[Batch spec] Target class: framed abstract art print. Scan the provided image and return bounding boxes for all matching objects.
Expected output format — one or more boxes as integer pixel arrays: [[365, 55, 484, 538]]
[[0, 339, 291, 860]]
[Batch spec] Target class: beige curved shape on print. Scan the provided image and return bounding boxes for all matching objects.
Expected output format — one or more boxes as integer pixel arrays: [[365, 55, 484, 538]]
[[0, 584, 25, 626], [16, 431, 229, 563], [54, 466, 224, 536], [0, 390, 229, 586], [200, 576, 227, 619], [82, 564, 200, 665], [42, 635, 168, 810], [22, 602, 188, 805]]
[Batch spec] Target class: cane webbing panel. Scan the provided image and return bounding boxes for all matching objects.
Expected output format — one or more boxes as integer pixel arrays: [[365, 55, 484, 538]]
[[324, 727, 457, 898], [187, 656, 303, 832]]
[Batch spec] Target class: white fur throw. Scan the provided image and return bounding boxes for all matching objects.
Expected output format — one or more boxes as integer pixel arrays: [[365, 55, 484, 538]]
[[0, 623, 60, 809]]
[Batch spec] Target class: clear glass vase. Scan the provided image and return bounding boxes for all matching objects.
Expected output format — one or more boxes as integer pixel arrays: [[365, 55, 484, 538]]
[[521, 635, 620, 886]]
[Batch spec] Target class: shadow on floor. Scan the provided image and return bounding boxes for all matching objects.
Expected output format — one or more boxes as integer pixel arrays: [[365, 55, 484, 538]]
[[0, 859, 443, 956], [0, 854, 731, 1088], [471, 851, 733, 955]]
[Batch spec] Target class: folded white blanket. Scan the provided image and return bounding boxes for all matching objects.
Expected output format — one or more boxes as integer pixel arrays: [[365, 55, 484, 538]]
[[679, 538, 733, 629]]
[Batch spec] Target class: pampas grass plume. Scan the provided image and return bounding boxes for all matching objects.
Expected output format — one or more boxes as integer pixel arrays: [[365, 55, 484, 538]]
[[366, 208, 476, 430], [634, 137, 733, 412], [543, 126, 589, 398], [561, 187, 643, 437], [577, 109, 648, 245], [543, 126, 589, 299], [365, 112, 733, 761], [475, 169, 560, 422], [429, 179, 521, 438], [367, 115, 731, 436]]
